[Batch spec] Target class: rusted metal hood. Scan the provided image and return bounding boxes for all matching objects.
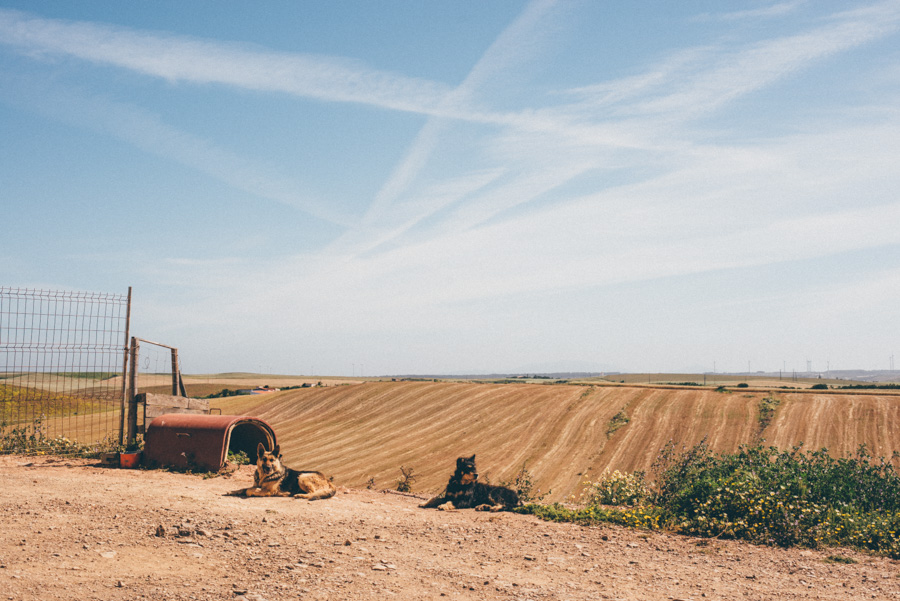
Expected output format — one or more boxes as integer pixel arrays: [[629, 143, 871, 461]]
[[144, 413, 276, 472]]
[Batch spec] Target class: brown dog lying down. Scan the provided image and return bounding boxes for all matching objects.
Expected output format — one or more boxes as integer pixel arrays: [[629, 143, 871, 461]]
[[421, 455, 520, 511], [239, 443, 335, 500]]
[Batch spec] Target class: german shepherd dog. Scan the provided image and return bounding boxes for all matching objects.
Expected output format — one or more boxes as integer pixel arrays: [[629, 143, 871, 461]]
[[421, 455, 520, 511], [240, 443, 336, 500]]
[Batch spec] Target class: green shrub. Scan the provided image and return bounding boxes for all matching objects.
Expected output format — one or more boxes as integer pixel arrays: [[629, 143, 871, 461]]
[[520, 441, 900, 557], [518, 502, 664, 529], [227, 449, 251, 465]]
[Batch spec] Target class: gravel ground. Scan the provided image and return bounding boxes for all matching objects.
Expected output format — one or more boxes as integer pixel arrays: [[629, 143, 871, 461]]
[[1, 455, 898, 601]]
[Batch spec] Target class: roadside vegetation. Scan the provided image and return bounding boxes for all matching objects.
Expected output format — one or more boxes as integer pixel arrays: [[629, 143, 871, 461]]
[[0, 414, 115, 457], [520, 440, 900, 557]]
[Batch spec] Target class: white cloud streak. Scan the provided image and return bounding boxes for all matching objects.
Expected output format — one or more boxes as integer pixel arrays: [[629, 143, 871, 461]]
[[693, 1, 808, 22], [0, 8, 451, 116], [347, 0, 562, 254]]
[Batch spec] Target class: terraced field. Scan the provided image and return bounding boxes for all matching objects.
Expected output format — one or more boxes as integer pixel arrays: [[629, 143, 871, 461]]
[[211, 380, 900, 502]]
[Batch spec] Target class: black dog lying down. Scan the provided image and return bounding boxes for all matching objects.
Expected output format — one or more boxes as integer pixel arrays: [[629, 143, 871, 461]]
[[420, 455, 520, 511]]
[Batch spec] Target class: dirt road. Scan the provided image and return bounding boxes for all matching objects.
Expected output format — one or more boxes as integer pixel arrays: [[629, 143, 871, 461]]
[[1, 455, 898, 600]]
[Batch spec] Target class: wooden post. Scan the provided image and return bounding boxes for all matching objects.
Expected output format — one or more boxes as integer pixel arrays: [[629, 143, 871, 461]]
[[170, 348, 179, 396], [127, 337, 139, 445], [170, 348, 187, 397]]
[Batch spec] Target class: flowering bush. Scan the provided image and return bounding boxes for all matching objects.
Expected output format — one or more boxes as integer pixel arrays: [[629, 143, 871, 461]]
[[581, 469, 648, 507]]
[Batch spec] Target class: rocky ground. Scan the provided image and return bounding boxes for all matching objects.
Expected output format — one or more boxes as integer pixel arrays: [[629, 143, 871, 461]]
[[1, 455, 898, 600]]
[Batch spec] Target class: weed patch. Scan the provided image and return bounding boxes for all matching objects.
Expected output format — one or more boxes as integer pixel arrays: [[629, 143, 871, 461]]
[[757, 396, 780, 435], [500, 462, 548, 503], [606, 409, 630, 438], [396, 465, 417, 492], [0, 415, 113, 457]]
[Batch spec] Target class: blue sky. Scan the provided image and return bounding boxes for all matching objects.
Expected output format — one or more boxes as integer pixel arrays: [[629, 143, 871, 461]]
[[2, 1, 899, 376]]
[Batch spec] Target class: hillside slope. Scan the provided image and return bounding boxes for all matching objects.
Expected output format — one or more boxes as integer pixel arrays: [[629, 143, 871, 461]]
[[213, 381, 900, 502]]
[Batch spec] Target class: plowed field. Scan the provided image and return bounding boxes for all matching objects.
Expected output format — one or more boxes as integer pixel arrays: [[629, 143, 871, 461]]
[[211, 381, 900, 502]]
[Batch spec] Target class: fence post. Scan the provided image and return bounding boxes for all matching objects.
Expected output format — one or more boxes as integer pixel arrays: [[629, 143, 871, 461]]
[[170, 348, 187, 397], [127, 337, 139, 445], [118, 287, 132, 445]]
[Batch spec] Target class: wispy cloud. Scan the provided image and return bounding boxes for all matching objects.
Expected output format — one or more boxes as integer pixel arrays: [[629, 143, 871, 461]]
[[693, 1, 808, 22], [350, 0, 562, 253], [0, 8, 451, 116], [339, 0, 900, 263], [575, 2, 900, 119]]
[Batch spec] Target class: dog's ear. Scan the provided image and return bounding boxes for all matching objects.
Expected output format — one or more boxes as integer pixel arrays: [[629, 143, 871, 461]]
[[456, 456, 465, 469], [273, 444, 281, 458], [468, 454, 476, 463], [257, 442, 266, 458]]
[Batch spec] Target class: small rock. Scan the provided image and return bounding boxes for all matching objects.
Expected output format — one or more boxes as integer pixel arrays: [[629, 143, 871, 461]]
[[154, 525, 166, 537], [524, 555, 536, 561]]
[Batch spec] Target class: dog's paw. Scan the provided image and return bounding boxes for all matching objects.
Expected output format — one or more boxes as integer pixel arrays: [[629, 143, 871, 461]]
[[474, 504, 493, 512], [437, 502, 456, 511]]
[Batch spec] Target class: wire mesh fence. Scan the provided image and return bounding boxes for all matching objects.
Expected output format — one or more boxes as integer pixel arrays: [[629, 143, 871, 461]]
[[0, 287, 130, 455]]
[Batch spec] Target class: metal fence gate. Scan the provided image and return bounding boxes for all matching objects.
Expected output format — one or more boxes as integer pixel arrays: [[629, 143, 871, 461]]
[[0, 286, 131, 453]]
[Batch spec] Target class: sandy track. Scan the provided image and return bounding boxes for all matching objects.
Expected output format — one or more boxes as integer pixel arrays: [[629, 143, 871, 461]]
[[2, 455, 899, 601]]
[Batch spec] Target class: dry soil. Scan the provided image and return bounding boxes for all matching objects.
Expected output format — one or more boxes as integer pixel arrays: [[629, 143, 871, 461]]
[[2, 455, 899, 601]]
